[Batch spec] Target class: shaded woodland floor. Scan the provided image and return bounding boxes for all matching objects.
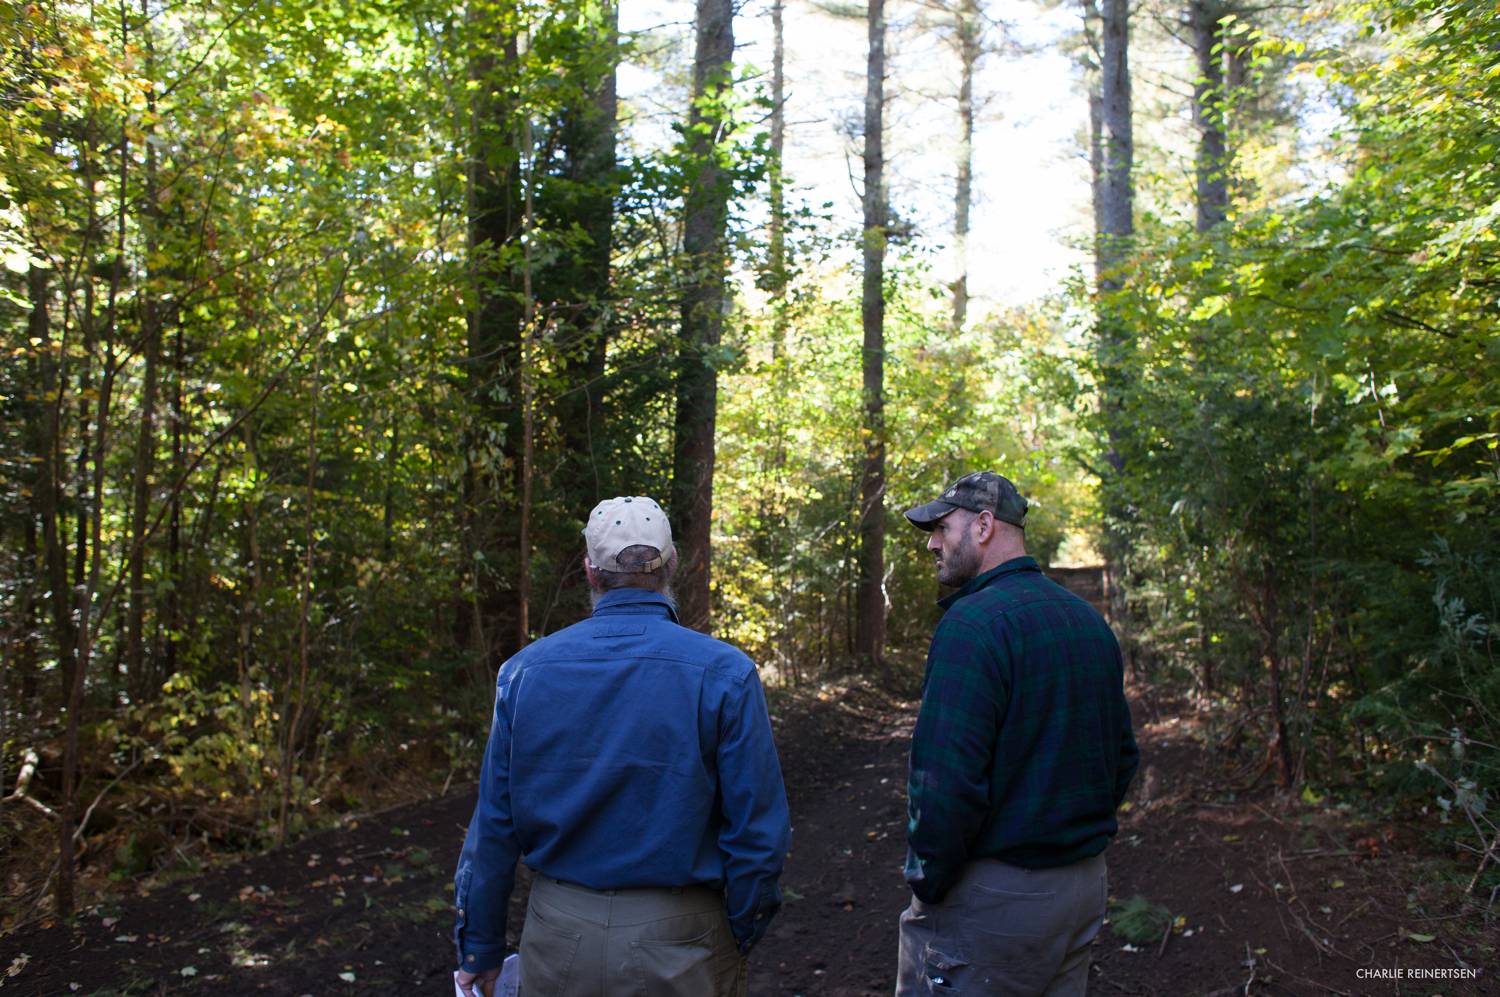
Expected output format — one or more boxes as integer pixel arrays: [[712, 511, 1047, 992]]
[[0, 678, 1493, 996]]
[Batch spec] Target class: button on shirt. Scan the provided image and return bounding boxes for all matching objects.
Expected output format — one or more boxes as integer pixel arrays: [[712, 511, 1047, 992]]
[[905, 557, 1139, 904], [454, 588, 791, 973]]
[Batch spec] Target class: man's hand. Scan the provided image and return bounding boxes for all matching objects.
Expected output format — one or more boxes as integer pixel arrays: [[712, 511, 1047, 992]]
[[454, 966, 501, 997]]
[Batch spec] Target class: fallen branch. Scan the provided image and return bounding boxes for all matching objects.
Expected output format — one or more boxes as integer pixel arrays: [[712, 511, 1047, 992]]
[[2, 749, 57, 819], [1332, 897, 1374, 930], [1264, 956, 1351, 996], [1467, 825, 1500, 895], [73, 757, 144, 845]]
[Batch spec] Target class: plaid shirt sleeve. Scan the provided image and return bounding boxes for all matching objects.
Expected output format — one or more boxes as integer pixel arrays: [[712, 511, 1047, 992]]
[[904, 615, 1008, 904]]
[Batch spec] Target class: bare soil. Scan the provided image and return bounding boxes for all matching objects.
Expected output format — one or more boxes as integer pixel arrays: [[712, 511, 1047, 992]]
[[0, 678, 1493, 996]]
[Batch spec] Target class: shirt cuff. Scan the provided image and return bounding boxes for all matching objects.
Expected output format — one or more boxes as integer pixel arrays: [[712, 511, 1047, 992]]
[[730, 880, 782, 952], [456, 946, 507, 976]]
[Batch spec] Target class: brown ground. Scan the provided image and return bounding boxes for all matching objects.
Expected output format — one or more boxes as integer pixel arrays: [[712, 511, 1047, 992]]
[[0, 679, 1493, 996]]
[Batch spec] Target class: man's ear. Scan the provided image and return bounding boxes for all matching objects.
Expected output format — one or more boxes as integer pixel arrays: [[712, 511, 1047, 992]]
[[583, 557, 599, 586], [974, 510, 995, 544]]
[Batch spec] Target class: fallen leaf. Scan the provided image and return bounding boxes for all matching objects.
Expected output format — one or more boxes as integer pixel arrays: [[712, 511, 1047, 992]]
[[181, 966, 198, 977], [339, 971, 356, 982], [1229, 884, 1244, 893], [6, 954, 31, 978], [1406, 931, 1435, 943]]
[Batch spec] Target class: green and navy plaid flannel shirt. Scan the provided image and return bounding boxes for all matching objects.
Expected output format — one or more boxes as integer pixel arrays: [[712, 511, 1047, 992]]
[[905, 556, 1139, 904]]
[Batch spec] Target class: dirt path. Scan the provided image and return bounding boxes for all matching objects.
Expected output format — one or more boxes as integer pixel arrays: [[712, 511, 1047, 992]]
[[0, 681, 1492, 995]]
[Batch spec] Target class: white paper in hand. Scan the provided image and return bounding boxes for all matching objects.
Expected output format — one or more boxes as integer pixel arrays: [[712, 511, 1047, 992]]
[[497, 954, 519, 997], [498, 953, 522, 989], [452, 954, 518, 997]]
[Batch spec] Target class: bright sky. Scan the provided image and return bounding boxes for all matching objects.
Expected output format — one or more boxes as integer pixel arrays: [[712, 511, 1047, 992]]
[[618, 0, 1091, 310]]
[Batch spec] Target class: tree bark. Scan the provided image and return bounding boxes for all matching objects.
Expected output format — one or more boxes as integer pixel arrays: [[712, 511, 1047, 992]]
[[464, 18, 525, 672], [1098, 0, 1134, 287], [1095, 0, 1135, 632], [126, 26, 163, 699], [951, 0, 980, 333], [769, 0, 789, 353], [1189, 0, 1228, 232], [854, 0, 887, 670], [671, 0, 734, 633], [551, 4, 618, 549], [278, 344, 320, 847]]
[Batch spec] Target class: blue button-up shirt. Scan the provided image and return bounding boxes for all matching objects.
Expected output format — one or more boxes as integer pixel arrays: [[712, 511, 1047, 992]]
[[453, 588, 791, 973]]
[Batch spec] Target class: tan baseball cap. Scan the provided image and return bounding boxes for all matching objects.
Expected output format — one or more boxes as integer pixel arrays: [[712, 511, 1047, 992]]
[[583, 496, 674, 572]]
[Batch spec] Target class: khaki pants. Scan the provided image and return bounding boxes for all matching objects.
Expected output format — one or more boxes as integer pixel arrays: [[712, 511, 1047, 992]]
[[518, 875, 747, 997], [895, 854, 1107, 997]]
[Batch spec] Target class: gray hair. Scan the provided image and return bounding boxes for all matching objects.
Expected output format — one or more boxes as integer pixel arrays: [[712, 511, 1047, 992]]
[[591, 544, 676, 593]]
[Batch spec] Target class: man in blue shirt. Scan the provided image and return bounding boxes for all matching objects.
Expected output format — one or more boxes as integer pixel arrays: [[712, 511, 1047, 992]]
[[454, 496, 790, 997]]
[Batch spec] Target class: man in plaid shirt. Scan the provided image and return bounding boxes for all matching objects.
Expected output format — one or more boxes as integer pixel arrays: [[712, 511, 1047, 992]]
[[895, 471, 1139, 996]]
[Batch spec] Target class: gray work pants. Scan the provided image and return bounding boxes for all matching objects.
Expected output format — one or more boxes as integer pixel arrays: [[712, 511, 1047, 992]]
[[518, 875, 747, 997], [895, 854, 1107, 996]]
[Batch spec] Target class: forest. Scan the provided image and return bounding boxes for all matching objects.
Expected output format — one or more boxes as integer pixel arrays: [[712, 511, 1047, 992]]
[[0, 0, 1497, 989]]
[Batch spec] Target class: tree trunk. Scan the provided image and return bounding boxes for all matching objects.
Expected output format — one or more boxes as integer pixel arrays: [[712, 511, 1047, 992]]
[[518, 105, 536, 649], [464, 20, 525, 672], [278, 344, 320, 847], [1189, 0, 1228, 232], [671, 0, 734, 633], [769, 0, 789, 354], [1095, 0, 1135, 632], [1082, 0, 1104, 237], [854, 0, 887, 670], [163, 314, 185, 678], [1098, 0, 1134, 287], [551, 4, 618, 583], [126, 36, 163, 698], [951, 0, 979, 333]]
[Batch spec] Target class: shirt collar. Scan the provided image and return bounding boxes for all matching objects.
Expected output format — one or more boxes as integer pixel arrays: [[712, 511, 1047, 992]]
[[590, 587, 680, 622], [938, 555, 1040, 610]]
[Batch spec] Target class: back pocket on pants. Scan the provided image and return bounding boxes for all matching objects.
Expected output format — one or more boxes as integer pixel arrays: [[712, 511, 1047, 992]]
[[630, 924, 718, 997], [519, 901, 582, 996]]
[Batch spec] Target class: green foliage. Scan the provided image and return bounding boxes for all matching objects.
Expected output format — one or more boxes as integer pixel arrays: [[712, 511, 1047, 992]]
[[712, 265, 1097, 676], [1108, 894, 1174, 945], [1079, 0, 1500, 854]]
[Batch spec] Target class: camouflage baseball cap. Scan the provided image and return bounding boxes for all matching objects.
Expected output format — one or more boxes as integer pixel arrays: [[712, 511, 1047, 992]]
[[903, 471, 1028, 531]]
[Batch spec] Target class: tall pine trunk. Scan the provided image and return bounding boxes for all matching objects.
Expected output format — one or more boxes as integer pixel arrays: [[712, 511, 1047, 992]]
[[672, 0, 734, 633], [769, 0, 789, 353], [854, 0, 887, 669], [126, 15, 162, 699], [1096, 0, 1134, 631], [553, 4, 618, 562], [463, 18, 524, 673], [1189, 0, 1228, 231], [951, 0, 979, 333]]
